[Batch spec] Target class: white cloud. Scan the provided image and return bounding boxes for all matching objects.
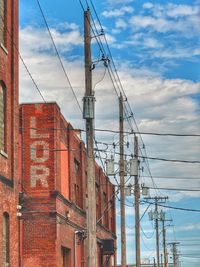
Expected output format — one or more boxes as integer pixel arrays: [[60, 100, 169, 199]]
[[102, 6, 134, 18], [129, 4, 200, 36], [20, 25, 83, 54], [166, 4, 200, 18], [130, 16, 173, 33], [143, 2, 154, 9], [106, 0, 134, 5], [115, 19, 128, 30]]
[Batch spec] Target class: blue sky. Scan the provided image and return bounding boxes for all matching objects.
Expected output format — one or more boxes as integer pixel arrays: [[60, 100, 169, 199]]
[[19, 0, 200, 266]]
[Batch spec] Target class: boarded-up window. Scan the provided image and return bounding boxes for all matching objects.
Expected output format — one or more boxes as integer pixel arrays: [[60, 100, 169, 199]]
[[0, 83, 5, 150], [3, 212, 10, 267], [0, 0, 5, 44]]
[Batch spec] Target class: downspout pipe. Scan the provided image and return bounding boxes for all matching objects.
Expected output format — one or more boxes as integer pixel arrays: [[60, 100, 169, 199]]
[[74, 231, 82, 267]]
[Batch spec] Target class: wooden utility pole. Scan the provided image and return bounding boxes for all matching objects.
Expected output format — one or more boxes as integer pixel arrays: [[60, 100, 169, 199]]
[[134, 136, 141, 267], [145, 196, 168, 267], [84, 9, 97, 267], [162, 220, 167, 267], [169, 242, 179, 267], [155, 200, 160, 267], [153, 257, 156, 267], [162, 217, 172, 267], [119, 93, 126, 267], [161, 254, 163, 267]]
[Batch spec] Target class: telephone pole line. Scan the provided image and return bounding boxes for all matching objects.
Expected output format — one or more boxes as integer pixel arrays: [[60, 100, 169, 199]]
[[146, 196, 168, 267], [155, 200, 160, 267], [119, 93, 127, 267], [83, 9, 97, 267], [134, 135, 141, 267], [161, 216, 172, 267], [169, 242, 179, 267]]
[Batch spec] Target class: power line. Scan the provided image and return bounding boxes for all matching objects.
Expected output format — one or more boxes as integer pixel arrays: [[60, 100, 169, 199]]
[[114, 151, 200, 164], [142, 200, 200, 213], [0, 15, 46, 102], [147, 186, 200, 192], [94, 128, 200, 137], [143, 175, 200, 180], [140, 156, 200, 164], [19, 125, 200, 140], [36, 0, 110, 176], [36, 0, 82, 113]]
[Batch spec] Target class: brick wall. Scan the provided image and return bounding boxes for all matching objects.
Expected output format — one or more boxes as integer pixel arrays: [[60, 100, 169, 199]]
[[20, 102, 116, 267], [0, 0, 19, 266]]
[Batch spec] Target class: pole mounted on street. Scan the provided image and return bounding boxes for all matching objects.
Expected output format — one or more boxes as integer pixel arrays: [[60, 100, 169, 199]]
[[146, 196, 168, 267], [134, 135, 141, 267], [160, 212, 172, 267], [119, 93, 127, 267], [83, 8, 97, 267], [168, 242, 180, 267]]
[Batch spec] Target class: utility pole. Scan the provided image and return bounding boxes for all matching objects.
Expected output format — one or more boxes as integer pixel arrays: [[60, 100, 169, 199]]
[[161, 253, 163, 267], [83, 9, 97, 267], [119, 93, 127, 267], [146, 196, 168, 267], [169, 242, 179, 267], [153, 257, 156, 267], [162, 220, 167, 267], [161, 216, 172, 267], [155, 200, 160, 267], [134, 135, 141, 267]]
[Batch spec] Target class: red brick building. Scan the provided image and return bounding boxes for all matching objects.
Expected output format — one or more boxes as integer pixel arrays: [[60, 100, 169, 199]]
[[19, 103, 117, 267], [0, 0, 20, 266]]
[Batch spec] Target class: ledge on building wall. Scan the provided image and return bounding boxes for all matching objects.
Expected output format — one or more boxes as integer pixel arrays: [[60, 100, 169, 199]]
[[97, 221, 117, 239], [0, 43, 8, 55], [0, 150, 8, 158], [0, 174, 13, 188], [50, 190, 86, 217]]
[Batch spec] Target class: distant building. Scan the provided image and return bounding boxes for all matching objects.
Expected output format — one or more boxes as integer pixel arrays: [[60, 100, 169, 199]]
[[19, 102, 117, 267]]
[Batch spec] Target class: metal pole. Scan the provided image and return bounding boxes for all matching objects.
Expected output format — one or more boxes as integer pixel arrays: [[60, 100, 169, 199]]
[[155, 199, 160, 267], [162, 220, 167, 267], [119, 93, 127, 267], [161, 254, 163, 267], [84, 9, 97, 267], [134, 136, 141, 267]]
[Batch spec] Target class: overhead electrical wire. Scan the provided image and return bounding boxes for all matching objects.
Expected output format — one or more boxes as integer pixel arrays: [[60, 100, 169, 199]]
[[0, 15, 46, 102], [147, 186, 200, 192], [142, 200, 200, 213], [94, 128, 200, 137], [36, 0, 109, 175], [18, 124, 200, 138], [80, 0, 196, 200], [36, 0, 82, 113]]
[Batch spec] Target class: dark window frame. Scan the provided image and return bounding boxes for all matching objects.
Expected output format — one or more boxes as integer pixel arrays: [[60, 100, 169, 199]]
[[3, 212, 10, 267], [0, 81, 6, 152], [0, 0, 7, 46]]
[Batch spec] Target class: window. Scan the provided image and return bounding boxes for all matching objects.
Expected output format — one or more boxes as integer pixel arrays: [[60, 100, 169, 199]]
[[3, 212, 10, 267], [62, 247, 71, 267], [74, 158, 80, 176], [0, 82, 5, 151], [103, 192, 108, 227], [0, 0, 5, 44], [74, 158, 83, 208], [96, 183, 100, 220]]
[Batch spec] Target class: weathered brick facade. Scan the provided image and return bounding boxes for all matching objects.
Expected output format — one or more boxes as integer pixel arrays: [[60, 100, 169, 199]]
[[0, 0, 19, 266], [19, 103, 116, 267]]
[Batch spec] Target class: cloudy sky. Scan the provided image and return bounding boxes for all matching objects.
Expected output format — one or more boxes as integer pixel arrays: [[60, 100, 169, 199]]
[[19, 0, 200, 266]]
